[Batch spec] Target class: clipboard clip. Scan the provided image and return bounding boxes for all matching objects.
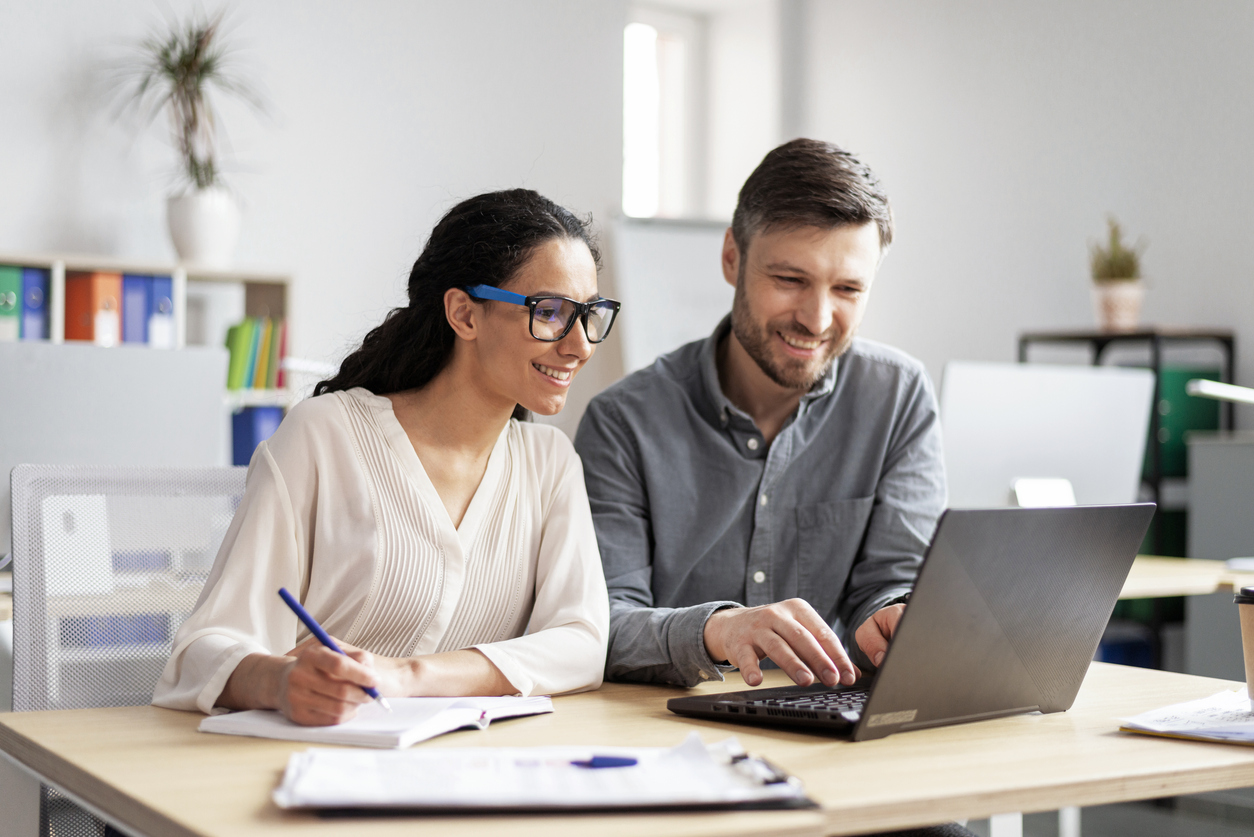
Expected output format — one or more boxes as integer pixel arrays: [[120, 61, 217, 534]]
[[730, 752, 791, 785]]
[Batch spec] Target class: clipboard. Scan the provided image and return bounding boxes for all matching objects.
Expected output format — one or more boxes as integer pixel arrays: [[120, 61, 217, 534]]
[[273, 733, 816, 813]]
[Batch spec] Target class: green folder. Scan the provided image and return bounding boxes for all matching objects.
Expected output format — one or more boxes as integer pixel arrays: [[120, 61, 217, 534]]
[[0, 265, 20, 342]]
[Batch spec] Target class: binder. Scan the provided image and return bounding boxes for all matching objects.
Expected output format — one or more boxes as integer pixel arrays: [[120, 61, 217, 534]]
[[122, 274, 151, 344], [65, 271, 123, 346], [148, 275, 174, 348], [21, 267, 50, 340], [0, 264, 19, 342], [232, 405, 284, 466]]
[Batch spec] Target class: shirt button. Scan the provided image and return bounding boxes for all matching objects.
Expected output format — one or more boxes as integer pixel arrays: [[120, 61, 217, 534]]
[[747, 438, 759, 451], [753, 571, 766, 584], [759, 494, 768, 507]]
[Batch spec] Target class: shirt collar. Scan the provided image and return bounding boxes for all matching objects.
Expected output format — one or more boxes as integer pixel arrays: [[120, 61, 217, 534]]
[[698, 315, 840, 427]]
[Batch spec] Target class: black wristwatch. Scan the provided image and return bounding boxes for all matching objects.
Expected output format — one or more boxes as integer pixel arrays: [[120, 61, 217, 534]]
[[885, 593, 911, 607]]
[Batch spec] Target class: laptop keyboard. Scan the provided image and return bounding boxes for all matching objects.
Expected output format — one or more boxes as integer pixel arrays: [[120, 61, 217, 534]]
[[750, 688, 869, 714]]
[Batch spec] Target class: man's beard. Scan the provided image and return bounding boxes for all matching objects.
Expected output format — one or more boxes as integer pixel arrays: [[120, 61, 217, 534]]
[[729, 280, 852, 391]]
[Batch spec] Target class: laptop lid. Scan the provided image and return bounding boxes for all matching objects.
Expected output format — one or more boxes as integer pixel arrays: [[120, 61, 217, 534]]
[[853, 504, 1155, 741]]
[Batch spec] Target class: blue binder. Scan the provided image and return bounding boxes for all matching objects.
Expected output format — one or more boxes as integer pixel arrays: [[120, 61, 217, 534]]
[[232, 406, 285, 466], [148, 275, 174, 348], [21, 267, 50, 341], [121, 274, 151, 344]]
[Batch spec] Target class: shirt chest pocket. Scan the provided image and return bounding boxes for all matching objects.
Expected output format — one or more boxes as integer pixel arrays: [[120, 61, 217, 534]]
[[796, 496, 876, 615]]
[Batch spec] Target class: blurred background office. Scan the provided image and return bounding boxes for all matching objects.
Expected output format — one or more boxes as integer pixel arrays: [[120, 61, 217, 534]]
[[5, 1, 1254, 429]]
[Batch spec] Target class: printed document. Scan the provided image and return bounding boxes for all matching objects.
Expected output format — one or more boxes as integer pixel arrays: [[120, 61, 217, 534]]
[[273, 733, 811, 811], [1120, 688, 1254, 744]]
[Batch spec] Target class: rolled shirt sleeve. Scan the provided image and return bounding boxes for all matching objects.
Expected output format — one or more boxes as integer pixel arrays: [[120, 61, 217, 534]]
[[473, 432, 609, 696]]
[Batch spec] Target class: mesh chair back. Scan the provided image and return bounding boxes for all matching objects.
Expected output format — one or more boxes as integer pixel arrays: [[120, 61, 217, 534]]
[[10, 464, 245, 712]]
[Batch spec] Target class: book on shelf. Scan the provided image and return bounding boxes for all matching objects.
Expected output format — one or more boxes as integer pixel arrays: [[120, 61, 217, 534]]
[[225, 316, 288, 392], [253, 318, 273, 388]]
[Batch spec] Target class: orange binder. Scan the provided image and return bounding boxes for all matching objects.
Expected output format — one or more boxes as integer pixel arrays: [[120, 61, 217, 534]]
[[65, 271, 122, 346]]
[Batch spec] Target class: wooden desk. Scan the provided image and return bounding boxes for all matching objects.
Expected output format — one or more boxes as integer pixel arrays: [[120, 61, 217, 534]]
[[1121, 555, 1230, 599], [3, 663, 1254, 837], [1, 569, 11, 621]]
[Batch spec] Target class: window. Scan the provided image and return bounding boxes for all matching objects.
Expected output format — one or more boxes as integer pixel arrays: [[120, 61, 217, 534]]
[[622, 8, 704, 218]]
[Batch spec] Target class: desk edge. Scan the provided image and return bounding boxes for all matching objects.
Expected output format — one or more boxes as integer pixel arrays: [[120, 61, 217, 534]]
[[0, 718, 200, 837]]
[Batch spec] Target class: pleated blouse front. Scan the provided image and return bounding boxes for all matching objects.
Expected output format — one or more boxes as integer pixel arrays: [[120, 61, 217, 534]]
[[152, 388, 609, 714]]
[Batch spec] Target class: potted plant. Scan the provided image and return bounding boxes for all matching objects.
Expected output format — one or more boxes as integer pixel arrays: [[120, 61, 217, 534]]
[[1089, 216, 1146, 332], [125, 13, 262, 268]]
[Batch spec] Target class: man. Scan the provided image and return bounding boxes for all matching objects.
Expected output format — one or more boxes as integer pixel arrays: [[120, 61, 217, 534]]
[[575, 138, 945, 691]]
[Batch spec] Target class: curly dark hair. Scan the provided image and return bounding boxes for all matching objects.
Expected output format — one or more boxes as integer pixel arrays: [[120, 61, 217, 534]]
[[315, 189, 600, 403]]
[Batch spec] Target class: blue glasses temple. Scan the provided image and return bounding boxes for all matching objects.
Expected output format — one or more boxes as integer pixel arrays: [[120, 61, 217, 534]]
[[465, 284, 529, 305]]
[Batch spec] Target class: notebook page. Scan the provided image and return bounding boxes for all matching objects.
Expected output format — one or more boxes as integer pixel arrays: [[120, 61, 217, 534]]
[[200, 695, 553, 748]]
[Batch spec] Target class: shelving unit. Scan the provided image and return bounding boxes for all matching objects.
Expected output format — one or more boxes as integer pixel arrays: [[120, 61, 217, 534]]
[[1019, 327, 1237, 672], [1018, 328, 1236, 553], [0, 250, 294, 407]]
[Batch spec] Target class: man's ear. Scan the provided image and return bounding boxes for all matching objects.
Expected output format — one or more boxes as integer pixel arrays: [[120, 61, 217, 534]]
[[721, 228, 741, 288], [445, 287, 479, 341]]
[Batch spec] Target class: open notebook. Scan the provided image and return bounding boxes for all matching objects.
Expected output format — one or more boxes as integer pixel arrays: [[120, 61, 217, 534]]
[[199, 695, 552, 749]]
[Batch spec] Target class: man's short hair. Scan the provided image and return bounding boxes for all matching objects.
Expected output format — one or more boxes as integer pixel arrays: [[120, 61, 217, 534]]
[[731, 138, 894, 255]]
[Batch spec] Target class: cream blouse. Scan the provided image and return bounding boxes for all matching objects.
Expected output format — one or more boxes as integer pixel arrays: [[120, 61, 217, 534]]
[[152, 387, 609, 714]]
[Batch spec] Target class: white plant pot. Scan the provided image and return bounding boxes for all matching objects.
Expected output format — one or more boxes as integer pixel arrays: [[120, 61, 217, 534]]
[[1091, 281, 1145, 333], [167, 187, 241, 269]]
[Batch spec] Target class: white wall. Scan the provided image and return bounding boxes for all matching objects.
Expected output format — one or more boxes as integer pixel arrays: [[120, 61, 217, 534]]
[[0, 0, 626, 436], [705, 0, 781, 218], [803, 0, 1254, 425]]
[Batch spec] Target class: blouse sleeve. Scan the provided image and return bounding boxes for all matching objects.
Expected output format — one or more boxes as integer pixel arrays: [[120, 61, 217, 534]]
[[151, 440, 309, 714], [472, 430, 610, 696]]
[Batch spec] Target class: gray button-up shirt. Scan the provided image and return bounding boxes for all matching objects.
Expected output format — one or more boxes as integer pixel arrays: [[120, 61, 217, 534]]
[[574, 318, 946, 687]]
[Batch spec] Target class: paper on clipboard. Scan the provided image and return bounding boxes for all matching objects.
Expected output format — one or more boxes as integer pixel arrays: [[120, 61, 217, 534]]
[[272, 732, 813, 811], [1119, 687, 1254, 744]]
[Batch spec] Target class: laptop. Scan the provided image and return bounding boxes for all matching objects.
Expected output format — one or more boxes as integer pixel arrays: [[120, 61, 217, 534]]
[[668, 504, 1155, 741]]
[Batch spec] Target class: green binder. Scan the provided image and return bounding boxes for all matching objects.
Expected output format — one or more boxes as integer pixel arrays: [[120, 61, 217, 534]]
[[0, 265, 20, 342]]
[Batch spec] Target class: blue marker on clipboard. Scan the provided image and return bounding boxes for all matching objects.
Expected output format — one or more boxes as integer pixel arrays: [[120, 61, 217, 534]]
[[278, 587, 392, 712]]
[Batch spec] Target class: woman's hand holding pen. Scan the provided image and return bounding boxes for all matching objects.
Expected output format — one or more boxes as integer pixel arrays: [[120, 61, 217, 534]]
[[278, 638, 387, 725], [219, 640, 517, 725]]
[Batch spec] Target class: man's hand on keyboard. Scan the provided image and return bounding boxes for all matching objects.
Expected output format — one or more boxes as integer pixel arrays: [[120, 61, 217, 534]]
[[855, 603, 906, 668], [703, 598, 861, 689]]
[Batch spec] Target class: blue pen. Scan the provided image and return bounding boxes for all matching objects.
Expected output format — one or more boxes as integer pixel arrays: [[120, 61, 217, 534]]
[[277, 587, 391, 712], [571, 756, 638, 769]]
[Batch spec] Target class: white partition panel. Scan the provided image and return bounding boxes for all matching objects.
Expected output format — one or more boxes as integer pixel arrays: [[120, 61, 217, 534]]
[[0, 341, 228, 554], [941, 361, 1155, 508], [611, 217, 734, 373]]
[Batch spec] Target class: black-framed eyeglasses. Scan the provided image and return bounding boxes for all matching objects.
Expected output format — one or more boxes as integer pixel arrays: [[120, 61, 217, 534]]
[[464, 285, 622, 343]]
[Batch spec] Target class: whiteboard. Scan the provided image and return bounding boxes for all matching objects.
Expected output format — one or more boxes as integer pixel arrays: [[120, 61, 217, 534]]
[[940, 361, 1155, 507], [610, 217, 735, 373]]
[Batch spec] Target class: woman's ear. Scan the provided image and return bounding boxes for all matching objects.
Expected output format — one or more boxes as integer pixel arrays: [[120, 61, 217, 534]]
[[444, 287, 479, 341]]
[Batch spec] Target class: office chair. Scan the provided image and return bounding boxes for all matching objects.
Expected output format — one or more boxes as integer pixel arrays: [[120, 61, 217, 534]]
[[9, 464, 245, 837]]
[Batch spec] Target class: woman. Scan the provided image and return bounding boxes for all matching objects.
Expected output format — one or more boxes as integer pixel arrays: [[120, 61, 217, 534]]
[[153, 189, 618, 725]]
